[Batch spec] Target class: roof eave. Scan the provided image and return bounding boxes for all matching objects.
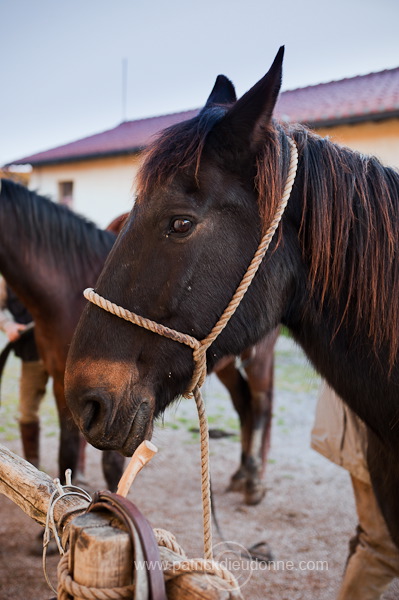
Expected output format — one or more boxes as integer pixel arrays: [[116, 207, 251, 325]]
[[6, 109, 399, 168], [305, 109, 399, 129], [5, 146, 144, 168]]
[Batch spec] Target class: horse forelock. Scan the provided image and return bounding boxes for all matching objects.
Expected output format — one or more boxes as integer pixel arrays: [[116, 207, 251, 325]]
[[136, 106, 229, 200], [0, 178, 115, 280]]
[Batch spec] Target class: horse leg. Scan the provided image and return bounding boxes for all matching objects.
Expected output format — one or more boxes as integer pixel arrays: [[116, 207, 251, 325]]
[[57, 408, 81, 484], [102, 451, 125, 492], [241, 385, 273, 506], [216, 338, 276, 506], [240, 329, 279, 505], [216, 359, 254, 497], [53, 377, 81, 483]]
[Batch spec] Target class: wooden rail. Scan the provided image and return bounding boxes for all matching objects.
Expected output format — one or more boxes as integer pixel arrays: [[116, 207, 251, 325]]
[[0, 444, 236, 599]]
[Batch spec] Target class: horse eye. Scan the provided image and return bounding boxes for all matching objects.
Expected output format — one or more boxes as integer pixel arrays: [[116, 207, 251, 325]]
[[170, 218, 192, 235]]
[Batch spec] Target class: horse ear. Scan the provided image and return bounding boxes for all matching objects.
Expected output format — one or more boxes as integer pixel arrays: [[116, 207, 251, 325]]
[[219, 46, 284, 151], [204, 75, 237, 107]]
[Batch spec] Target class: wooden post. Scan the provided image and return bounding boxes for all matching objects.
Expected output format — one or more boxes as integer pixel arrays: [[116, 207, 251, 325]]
[[67, 512, 233, 600], [0, 443, 237, 599], [68, 511, 136, 600]]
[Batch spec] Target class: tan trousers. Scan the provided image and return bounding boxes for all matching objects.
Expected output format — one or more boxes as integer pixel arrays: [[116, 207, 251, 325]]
[[337, 475, 399, 600], [18, 360, 49, 424]]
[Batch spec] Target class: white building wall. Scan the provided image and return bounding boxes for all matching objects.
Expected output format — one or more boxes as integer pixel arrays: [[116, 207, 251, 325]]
[[29, 154, 141, 229], [317, 119, 399, 170]]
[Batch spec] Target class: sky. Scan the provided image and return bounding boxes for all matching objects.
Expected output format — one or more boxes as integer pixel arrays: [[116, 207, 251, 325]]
[[1, 0, 399, 166]]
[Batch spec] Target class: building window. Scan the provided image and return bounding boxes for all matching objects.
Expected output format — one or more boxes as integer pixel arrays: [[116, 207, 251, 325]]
[[58, 181, 74, 208]]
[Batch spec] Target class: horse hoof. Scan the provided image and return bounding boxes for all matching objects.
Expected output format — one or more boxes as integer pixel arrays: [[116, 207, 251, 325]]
[[247, 541, 274, 564], [226, 480, 246, 493], [226, 470, 247, 492], [245, 482, 266, 505]]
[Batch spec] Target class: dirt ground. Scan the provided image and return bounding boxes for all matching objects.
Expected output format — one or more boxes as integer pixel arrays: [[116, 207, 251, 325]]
[[0, 335, 357, 600]]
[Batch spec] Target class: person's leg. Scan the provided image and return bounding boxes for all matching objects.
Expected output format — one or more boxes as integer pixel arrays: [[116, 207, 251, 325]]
[[18, 360, 48, 466], [337, 476, 399, 600]]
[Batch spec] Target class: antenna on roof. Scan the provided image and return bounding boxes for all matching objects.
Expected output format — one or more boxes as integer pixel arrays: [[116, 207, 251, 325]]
[[122, 58, 128, 122]]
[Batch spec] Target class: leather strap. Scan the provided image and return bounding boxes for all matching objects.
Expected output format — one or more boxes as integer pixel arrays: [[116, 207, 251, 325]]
[[88, 491, 167, 600]]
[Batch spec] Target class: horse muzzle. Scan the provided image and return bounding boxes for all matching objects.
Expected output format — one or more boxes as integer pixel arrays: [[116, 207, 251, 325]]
[[120, 400, 154, 456], [67, 383, 155, 456]]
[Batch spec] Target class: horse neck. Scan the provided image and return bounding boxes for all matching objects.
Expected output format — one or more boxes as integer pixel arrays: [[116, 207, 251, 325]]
[[0, 188, 114, 318], [282, 130, 399, 440], [0, 214, 40, 308], [290, 126, 399, 341]]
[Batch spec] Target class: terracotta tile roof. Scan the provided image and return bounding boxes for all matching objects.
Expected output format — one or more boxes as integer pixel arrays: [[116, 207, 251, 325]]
[[275, 67, 399, 126], [8, 67, 399, 166], [8, 109, 198, 167]]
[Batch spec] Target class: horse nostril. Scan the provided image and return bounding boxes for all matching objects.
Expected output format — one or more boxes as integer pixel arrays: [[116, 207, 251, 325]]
[[81, 394, 107, 436]]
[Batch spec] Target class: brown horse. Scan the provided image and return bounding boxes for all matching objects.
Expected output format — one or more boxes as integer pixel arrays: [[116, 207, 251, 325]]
[[65, 48, 399, 547], [0, 178, 124, 488], [0, 182, 276, 502]]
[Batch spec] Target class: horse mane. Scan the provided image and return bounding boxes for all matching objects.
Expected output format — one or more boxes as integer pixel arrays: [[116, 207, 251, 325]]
[[0, 179, 115, 280], [136, 109, 399, 364], [286, 124, 399, 363]]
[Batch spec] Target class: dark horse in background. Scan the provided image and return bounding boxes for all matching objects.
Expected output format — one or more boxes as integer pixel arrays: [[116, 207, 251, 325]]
[[0, 179, 277, 503], [0, 178, 124, 489], [65, 47, 399, 548]]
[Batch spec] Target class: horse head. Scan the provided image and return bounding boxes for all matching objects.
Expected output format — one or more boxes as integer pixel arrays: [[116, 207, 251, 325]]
[[65, 47, 300, 455]]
